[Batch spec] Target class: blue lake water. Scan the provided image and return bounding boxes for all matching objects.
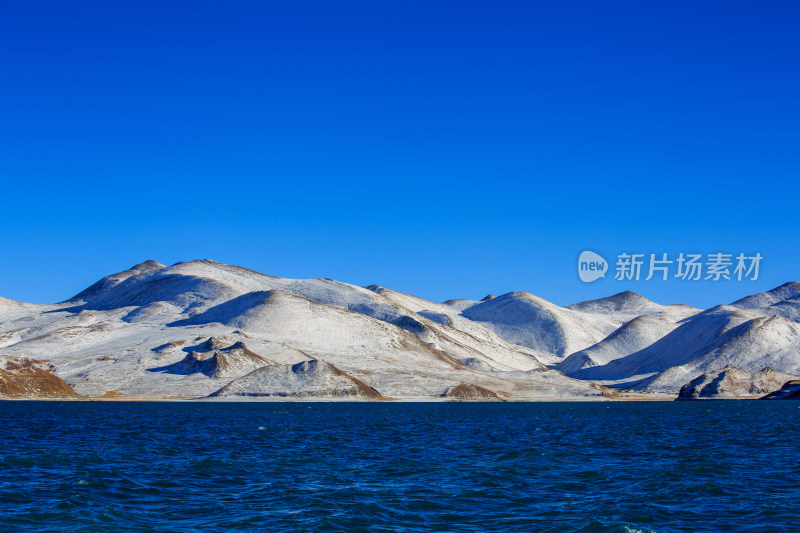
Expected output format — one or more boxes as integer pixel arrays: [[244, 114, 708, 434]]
[[1, 401, 798, 532]]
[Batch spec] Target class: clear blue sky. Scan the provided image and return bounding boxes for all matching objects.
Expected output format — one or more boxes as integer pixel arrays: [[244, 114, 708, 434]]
[[1, 1, 798, 308]]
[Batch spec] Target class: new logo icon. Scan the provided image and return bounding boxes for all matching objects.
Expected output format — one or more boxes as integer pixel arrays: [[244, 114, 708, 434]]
[[578, 251, 607, 283]]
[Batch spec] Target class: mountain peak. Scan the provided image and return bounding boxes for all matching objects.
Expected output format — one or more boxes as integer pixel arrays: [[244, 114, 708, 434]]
[[567, 290, 656, 313], [132, 260, 166, 271], [609, 290, 649, 303], [730, 281, 800, 310], [67, 260, 165, 303]]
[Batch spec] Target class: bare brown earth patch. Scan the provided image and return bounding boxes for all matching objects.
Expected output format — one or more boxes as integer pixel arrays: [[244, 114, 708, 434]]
[[0, 359, 83, 399], [323, 363, 385, 399], [443, 383, 500, 400], [394, 335, 469, 370]]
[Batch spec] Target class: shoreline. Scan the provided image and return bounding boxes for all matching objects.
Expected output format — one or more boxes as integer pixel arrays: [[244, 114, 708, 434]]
[[2, 394, 681, 402]]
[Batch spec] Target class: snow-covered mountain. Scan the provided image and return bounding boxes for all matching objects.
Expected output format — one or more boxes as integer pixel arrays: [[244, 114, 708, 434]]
[[564, 288, 800, 393], [0, 260, 609, 400], [555, 314, 680, 375], [0, 259, 798, 399]]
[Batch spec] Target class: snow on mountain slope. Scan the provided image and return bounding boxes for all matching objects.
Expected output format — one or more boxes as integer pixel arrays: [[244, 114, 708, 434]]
[[0, 262, 611, 399], [162, 287, 555, 398], [68, 260, 167, 304], [160, 260, 405, 322], [0, 297, 48, 321], [69, 260, 402, 322], [167, 288, 472, 381], [67, 260, 541, 373], [640, 315, 800, 393], [567, 291, 699, 323], [729, 281, 800, 310], [571, 305, 759, 384], [366, 286, 546, 371], [2, 259, 796, 400], [729, 281, 800, 322], [609, 281, 800, 393], [459, 292, 618, 365], [568, 290, 659, 314], [454, 290, 698, 367], [603, 281, 800, 394], [762, 296, 800, 322], [556, 315, 679, 375]]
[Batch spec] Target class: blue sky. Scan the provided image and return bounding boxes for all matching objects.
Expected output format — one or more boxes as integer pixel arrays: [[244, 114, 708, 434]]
[[1, 1, 798, 308]]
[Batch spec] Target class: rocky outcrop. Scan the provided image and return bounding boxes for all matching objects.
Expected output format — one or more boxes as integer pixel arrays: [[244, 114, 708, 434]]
[[212, 360, 383, 399], [0, 358, 83, 399], [761, 380, 800, 400], [676, 367, 799, 400], [442, 383, 500, 400], [150, 339, 273, 379]]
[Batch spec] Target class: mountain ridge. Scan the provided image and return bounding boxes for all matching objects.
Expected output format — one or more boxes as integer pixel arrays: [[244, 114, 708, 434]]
[[2, 259, 798, 400]]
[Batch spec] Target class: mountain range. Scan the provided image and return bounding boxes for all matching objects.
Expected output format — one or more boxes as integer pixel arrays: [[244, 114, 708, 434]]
[[1, 259, 799, 400]]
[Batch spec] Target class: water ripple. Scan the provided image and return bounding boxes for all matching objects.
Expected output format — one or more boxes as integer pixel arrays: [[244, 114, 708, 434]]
[[1, 401, 798, 532]]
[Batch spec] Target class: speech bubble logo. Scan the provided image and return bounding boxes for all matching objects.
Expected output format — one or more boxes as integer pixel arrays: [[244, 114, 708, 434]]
[[578, 251, 607, 283]]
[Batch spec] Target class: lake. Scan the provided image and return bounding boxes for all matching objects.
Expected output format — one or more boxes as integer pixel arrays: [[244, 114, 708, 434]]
[[1, 401, 798, 532]]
